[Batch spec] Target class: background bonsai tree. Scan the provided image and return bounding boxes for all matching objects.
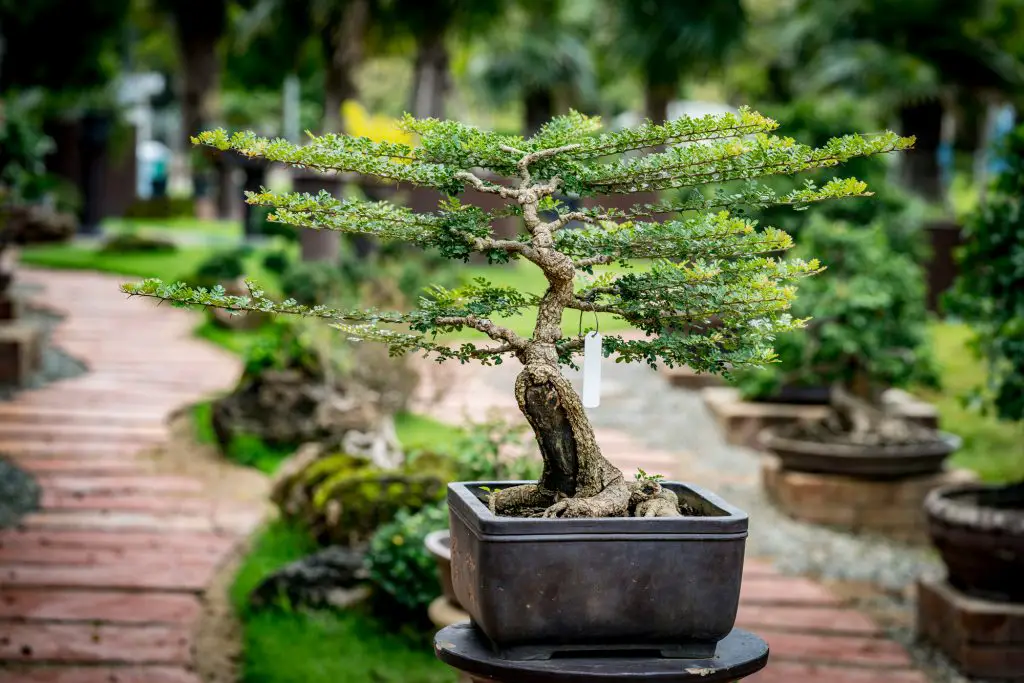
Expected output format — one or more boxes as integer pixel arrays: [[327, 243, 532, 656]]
[[124, 109, 911, 518], [947, 123, 1024, 476], [736, 212, 939, 442]]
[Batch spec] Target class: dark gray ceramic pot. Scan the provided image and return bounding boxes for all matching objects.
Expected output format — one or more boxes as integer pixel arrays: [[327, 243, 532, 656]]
[[759, 429, 960, 479], [447, 481, 748, 660]]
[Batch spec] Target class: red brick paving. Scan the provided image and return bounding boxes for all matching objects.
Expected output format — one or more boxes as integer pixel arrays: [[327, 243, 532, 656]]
[[0, 269, 258, 683], [0, 666, 203, 683]]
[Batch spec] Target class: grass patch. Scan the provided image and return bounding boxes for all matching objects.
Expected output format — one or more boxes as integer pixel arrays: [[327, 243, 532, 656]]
[[20, 233, 293, 286], [231, 521, 456, 683], [105, 216, 242, 238], [394, 412, 465, 453], [455, 261, 640, 340], [923, 322, 1024, 484], [190, 400, 293, 474], [192, 399, 465, 475], [194, 320, 272, 356], [21, 243, 216, 281]]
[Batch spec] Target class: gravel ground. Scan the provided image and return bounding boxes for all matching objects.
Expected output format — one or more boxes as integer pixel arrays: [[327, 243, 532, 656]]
[[0, 283, 87, 528], [475, 359, 984, 683]]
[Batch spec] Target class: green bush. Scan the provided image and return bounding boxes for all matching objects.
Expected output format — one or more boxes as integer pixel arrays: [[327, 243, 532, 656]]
[[447, 417, 542, 482], [190, 245, 253, 289], [947, 125, 1024, 424], [366, 504, 449, 611], [123, 196, 195, 219], [736, 214, 938, 401], [279, 259, 350, 307], [100, 232, 177, 254]]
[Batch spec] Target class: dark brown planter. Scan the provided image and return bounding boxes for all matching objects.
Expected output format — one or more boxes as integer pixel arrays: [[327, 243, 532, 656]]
[[753, 385, 831, 406], [425, 529, 460, 609], [447, 481, 748, 660], [758, 429, 960, 479], [925, 481, 1024, 603]]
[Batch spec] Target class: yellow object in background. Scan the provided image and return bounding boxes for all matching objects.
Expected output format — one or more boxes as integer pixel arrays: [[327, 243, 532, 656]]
[[341, 101, 415, 147]]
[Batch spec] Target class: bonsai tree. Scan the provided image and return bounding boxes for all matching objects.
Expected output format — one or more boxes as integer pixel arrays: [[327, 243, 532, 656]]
[[123, 109, 911, 518], [737, 213, 938, 412]]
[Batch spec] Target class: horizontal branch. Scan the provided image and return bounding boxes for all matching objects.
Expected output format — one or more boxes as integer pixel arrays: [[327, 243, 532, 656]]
[[433, 315, 528, 349]]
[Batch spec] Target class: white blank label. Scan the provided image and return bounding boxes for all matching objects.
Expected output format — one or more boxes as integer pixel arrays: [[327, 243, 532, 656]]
[[582, 331, 602, 408]]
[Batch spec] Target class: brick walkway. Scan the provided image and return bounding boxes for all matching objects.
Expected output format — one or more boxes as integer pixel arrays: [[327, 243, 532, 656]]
[[415, 364, 931, 683], [0, 269, 261, 683]]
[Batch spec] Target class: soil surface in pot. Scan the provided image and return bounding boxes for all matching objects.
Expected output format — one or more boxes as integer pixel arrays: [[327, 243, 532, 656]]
[[487, 480, 702, 519]]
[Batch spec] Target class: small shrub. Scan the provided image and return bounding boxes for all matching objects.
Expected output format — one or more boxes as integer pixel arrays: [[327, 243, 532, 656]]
[[279, 259, 350, 307], [123, 196, 195, 219], [366, 504, 449, 611], [735, 214, 938, 402], [190, 245, 252, 289], [447, 416, 542, 482], [100, 232, 177, 254]]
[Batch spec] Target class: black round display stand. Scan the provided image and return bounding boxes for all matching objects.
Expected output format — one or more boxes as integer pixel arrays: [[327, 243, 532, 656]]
[[434, 624, 770, 682]]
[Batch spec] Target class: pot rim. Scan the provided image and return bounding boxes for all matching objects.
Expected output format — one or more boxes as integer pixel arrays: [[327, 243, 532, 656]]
[[925, 481, 1024, 534], [758, 428, 962, 457], [424, 529, 451, 562], [448, 481, 749, 537]]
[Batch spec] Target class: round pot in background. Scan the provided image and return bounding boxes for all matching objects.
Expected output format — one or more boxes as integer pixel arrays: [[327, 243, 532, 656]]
[[758, 429, 960, 479], [425, 529, 460, 609], [925, 481, 1024, 603]]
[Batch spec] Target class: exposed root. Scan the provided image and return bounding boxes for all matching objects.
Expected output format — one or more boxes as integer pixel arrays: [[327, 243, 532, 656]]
[[629, 480, 683, 518], [489, 483, 554, 516], [542, 477, 631, 518]]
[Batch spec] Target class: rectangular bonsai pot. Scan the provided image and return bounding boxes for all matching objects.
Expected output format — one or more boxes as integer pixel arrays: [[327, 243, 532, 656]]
[[447, 481, 748, 659]]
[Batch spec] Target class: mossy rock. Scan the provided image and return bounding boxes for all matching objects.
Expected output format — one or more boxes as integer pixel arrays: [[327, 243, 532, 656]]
[[276, 450, 449, 547]]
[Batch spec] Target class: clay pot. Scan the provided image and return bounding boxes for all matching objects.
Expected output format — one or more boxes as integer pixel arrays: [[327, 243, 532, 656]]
[[425, 529, 460, 609], [447, 481, 748, 660], [758, 429, 960, 479], [925, 481, 1024, 603]]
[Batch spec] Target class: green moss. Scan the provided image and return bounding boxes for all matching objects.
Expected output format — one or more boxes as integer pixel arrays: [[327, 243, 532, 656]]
[[921, 322, 1024, 484], [231, 521, 456, 683]]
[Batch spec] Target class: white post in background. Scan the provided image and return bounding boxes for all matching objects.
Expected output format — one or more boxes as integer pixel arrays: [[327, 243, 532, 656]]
[[283, 73, 301, 143]]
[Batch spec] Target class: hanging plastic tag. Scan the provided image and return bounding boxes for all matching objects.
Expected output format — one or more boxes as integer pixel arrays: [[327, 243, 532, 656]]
[[582, 331, 602, 408]]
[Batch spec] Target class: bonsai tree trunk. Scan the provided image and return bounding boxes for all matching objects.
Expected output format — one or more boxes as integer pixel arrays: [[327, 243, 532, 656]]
[[410, 32, 449, 119], [487, 195, 680, 519], [898, 99, 945, 202], [321, 0, 368, 133]]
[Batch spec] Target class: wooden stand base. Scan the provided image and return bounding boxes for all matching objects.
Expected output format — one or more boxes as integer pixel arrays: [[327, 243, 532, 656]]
[[763, 456, 976, 543], [918, 576, 1024, 681], [0, 321, 43, 385], [702, 387, 939, 450], [434, 623, 769, 682]]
